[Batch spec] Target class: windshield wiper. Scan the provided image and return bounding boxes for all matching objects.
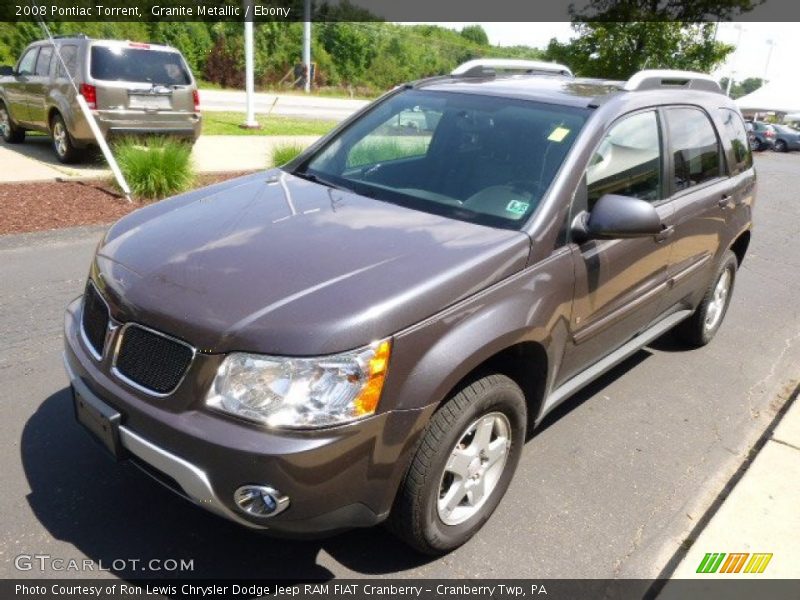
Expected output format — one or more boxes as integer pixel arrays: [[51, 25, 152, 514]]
[[291, 170, 352, 192]]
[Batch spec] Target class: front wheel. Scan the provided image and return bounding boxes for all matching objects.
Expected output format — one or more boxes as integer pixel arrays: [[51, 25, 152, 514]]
[[389, 374, 526, 555], [676, 250, 737, 347], [0, 101, 25, 143]]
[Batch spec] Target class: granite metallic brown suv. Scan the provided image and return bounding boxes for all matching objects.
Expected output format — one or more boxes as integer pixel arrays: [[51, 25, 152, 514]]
[[63, 62, 755, 554]]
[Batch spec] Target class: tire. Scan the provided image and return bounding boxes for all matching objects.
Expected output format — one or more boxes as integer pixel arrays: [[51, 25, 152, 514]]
[[676, 250, 738, 347], [50, 113, 82, 163], [774, 140, 787, 153], [388, 373, 526, 555], [752, 138, 763, 152], [0, 101, 25, 144]]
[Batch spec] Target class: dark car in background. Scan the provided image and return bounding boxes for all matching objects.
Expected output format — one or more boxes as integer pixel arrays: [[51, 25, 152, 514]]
[[63, 63, 754, 554], [0, 35, 201, 163], [745, 120, 776, 151], [771, 124, 800, 152]]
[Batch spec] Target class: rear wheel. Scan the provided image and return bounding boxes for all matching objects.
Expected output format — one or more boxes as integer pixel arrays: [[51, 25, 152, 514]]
[[676, 251, 737, 347], [389, 374, 526, 555], [774, 139, 787, 152], [51, 113, 82, 163], [752, 137, 763, 151], [0, 101, 25, 144]]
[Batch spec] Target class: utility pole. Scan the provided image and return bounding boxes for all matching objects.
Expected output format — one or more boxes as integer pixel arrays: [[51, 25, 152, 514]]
[[242, 0, 259, 128], [303, 0, 312, 93]]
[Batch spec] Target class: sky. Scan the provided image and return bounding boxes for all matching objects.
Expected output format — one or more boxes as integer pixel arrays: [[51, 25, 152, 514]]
[[430, 22, 795, 83]]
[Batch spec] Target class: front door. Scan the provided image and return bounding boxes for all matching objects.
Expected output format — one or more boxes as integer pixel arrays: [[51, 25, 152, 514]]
[[558, 109, 673, 384], [6, 47, 38, 125]]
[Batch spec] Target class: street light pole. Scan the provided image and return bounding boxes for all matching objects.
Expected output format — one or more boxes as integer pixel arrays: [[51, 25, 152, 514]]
[[242, 0, 259, 128], [303, 0, 311, 93], [726, 25, 744, 97], [764, 39, 776, 84]]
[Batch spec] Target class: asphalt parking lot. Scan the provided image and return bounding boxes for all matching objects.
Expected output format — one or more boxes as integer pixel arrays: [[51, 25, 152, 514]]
[[0, 152, 798, 582]]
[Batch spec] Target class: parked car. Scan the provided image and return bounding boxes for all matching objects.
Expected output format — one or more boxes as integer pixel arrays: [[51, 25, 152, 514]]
[[745, 120, 776, 151], [770, 124, 800, 152], [63, 63, 754, 554], [0, 35, 201, 163]]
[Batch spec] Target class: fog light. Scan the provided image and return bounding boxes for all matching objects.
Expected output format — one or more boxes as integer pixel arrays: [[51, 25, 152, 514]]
[[233, 485, 290, 518]]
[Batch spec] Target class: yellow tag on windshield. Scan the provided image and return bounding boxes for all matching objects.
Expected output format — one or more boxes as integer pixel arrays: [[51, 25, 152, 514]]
[[548, 126, 571, 142]]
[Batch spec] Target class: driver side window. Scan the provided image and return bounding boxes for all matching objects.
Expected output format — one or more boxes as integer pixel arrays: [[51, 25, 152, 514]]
[[586, 111, 663, 210], [17, 48, 39, 76]]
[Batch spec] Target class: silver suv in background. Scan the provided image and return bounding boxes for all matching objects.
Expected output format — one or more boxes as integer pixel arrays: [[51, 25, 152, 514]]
[[0, 35, 201, 163]]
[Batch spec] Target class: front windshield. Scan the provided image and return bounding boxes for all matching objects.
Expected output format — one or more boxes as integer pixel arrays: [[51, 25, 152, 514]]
[[297, 89, 589, 229]]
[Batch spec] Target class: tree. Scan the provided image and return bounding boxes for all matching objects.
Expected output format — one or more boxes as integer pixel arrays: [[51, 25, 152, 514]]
[[460, 25, 489, 46], [545, 22, 733, 79], [720, 76, 764, 99], [570, 0, 764, 21]]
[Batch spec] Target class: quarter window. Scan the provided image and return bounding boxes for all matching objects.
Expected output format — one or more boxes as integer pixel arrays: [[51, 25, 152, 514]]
[[17, 48, 38, 76], [665, 108, 722, 192], [718, 108, 753, 174], [586, 110, 662, 208], [35, 46, 53, 77]]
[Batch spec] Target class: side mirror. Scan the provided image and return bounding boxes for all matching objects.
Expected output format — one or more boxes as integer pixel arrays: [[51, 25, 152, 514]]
[[573, 193, 662, 240], [0, 65, 14, 76]]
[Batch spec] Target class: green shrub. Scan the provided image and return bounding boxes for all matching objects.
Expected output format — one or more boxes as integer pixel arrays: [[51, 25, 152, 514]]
[[270, 143, 306, 167], [113, 137, 195, 201]]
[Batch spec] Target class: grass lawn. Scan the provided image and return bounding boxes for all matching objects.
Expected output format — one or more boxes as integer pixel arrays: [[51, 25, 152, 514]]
[[201, 112, 338, 136]]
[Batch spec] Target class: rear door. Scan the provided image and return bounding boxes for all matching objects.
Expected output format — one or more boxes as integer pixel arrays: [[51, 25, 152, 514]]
[[89, 43, 195, 113], [655, 106, 734, 315], [559, 109, 673, 383], [6, 46, 38, 125], [26, 43, 54, 128]]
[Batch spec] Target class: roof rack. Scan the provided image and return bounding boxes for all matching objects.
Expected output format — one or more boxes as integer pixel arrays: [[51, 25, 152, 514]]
[[451, 59, 573, 78], [623, 70, 722, 93], [52, 33, 89, 40]]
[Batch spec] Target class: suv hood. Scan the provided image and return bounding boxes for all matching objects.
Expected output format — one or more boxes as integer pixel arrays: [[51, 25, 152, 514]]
[[95, 171, 530, 355]]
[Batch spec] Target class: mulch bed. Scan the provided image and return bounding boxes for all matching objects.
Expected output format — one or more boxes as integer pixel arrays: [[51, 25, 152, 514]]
[[0, 171, 257, 236]]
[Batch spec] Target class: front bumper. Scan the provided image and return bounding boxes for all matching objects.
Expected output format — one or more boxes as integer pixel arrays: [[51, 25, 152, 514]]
[[63, 297, 432, 535]]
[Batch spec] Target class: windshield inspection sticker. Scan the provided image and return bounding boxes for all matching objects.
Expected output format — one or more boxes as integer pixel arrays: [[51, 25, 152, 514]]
[[506, 200, 530, 216], [548, 126, 571, 142]]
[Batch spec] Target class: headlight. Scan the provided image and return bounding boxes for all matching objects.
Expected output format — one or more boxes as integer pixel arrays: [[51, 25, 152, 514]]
[[205, 340, 391, 429]]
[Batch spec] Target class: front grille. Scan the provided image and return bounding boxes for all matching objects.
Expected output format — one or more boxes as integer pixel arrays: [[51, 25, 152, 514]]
[[81, 283, 109, 358], [114, 325, 194, 395]]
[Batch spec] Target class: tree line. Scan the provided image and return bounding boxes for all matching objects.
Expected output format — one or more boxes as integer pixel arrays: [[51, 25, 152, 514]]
[[0, 21, 740, 95]]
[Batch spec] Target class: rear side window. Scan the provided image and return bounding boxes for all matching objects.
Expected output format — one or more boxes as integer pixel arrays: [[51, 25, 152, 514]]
[[586, 110, 662, 207], [17, 48, 38, 76], [35, 46, 53, 76], [665, 107, 722, 192], [55, 45, 79, 79], [90, 46, 191, 85], [719, 108, 753, 174]]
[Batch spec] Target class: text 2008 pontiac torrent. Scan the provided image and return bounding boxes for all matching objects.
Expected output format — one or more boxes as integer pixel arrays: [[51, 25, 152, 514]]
[[64, 61, 754, 554]]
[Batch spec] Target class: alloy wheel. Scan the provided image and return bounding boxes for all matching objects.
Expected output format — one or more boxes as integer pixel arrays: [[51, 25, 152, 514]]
[[53, 120, 68, 157], [0, 107, 9, 137], [704, 269, 731, 332], [437, 412, 511, 526]]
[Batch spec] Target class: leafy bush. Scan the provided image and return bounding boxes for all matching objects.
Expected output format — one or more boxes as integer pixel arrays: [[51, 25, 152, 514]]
[[113, 137, 195, 201], [270, 143, 306, 167]]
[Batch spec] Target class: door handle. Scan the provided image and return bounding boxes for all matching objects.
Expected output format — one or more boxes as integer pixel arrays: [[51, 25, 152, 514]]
[[655, 224, 674, 243], [718, 194, 733, 209]]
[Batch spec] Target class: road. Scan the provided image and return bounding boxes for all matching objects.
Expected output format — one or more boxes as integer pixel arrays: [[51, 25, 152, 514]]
[[0, 153, 798, 582], [199, 89, 369, 121]]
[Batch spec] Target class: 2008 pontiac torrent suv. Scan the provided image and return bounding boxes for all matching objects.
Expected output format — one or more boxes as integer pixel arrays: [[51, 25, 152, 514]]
[[63, 62, 755, 554]]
